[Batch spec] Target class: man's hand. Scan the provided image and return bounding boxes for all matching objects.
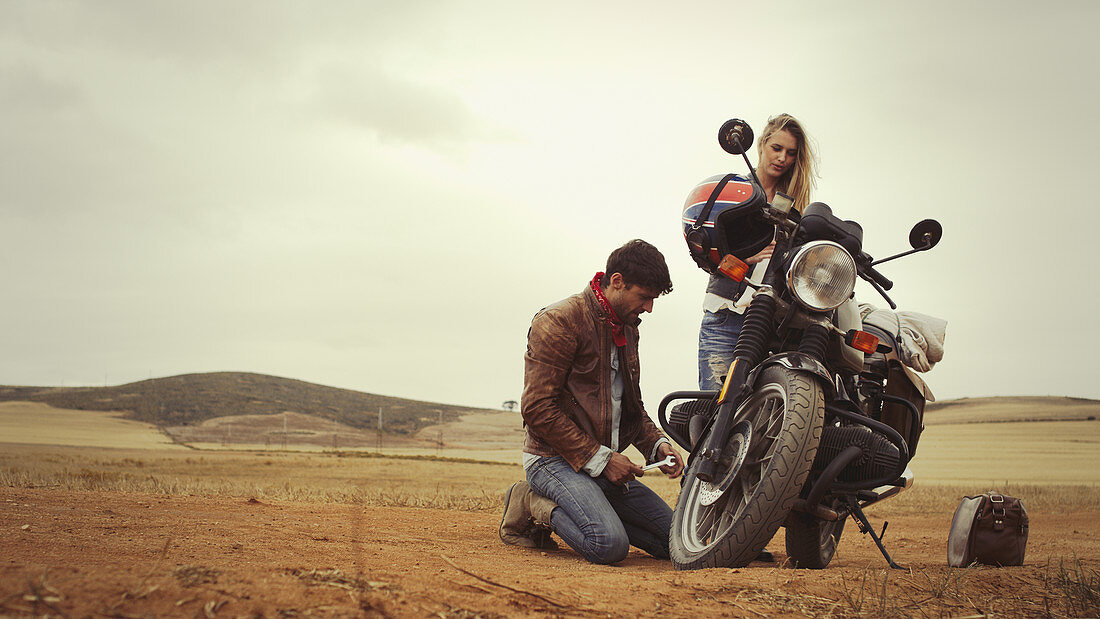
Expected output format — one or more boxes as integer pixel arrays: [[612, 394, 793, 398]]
[[602, 452, 644, 485], [657, 442, 685, 479]]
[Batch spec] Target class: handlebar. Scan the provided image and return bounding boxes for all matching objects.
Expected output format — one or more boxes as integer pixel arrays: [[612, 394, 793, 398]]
[[862, 265, 893, 291], [855, 252, 897, 309], [860, 270, 897, 309]]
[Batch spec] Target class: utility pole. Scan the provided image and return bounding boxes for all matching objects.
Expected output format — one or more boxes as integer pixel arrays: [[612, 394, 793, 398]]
[[377, 406, 383, 454], [436, 409, 444, 456]]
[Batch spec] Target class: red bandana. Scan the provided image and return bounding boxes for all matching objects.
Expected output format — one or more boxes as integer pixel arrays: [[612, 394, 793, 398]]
[[590, 272, 626, 347]]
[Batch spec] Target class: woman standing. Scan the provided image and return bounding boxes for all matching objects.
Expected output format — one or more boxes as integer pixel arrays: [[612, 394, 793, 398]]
[[698, 113, 818, 390]]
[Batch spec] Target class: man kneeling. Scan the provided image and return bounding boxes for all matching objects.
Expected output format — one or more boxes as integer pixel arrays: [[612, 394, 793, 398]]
[[499, 240, 684, 564]]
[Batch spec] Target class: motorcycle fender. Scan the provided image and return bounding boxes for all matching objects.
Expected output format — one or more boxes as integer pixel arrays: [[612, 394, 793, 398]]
[[750, 352, 835, 396]]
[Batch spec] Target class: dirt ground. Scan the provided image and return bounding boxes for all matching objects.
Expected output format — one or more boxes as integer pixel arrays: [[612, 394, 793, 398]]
[[2, 488, 1097, 618]]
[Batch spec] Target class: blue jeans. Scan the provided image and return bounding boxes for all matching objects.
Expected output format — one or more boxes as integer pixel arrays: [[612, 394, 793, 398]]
[[526, 455, 672, 564], [698, 309, 744, 390]]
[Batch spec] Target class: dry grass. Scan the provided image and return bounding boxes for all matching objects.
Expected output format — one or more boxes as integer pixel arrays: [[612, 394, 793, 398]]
[[824, 559, 1100, 618], [869, 481, 1100, 515], [1045, 555, 1100, 618], [3, 442, 1098, 516], [0, 444, 520, 511], [836, 566, 987, 617]]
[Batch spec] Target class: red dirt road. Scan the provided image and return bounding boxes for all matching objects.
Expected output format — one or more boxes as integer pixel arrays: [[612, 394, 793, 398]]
[[2, 488, 1097, 617]]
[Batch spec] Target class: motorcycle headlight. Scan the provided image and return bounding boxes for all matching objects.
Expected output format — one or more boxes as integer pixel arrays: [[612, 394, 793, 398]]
[[786, 241, 857, 311]]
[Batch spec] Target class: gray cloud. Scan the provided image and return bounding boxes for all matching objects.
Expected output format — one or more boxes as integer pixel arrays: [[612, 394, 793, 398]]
[[0, 62, 84, 112], [306, 63, 507, 149], [0, 1, 434, 65]]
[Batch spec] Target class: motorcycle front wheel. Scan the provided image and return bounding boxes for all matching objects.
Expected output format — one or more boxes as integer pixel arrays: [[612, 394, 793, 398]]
[[670, 365, 824, 570]]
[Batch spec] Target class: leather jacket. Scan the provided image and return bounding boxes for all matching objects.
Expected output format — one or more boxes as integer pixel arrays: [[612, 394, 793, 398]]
[[521, 284, 667, 471]]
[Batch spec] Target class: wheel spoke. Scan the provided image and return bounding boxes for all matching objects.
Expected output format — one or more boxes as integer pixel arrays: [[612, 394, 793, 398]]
[[763, 403, 785, 435], [695, 504, 716, 540], [752, 399, 777, 432]]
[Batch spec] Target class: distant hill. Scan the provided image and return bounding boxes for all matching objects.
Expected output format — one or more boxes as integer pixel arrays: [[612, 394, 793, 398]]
[[0, 372, 494, 436], [924, 395, 1100, 424]]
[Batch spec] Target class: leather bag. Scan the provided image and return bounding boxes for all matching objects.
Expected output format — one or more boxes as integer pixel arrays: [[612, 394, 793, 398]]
[[947, 492, 1029, 567]]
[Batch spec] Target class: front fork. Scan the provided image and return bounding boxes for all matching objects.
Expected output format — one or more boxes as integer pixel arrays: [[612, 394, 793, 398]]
[[694, 289, 778, 483]]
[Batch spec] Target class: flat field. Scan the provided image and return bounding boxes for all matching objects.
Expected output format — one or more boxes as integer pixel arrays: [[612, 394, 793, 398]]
[[2, 400, 1099, 617], [925, 396, 1100, 424], [916, 420, 1100, 485], [0, 402, 183, 450]]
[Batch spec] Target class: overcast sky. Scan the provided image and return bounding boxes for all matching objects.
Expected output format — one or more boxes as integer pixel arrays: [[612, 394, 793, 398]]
[[2, 1, 1098, 412]]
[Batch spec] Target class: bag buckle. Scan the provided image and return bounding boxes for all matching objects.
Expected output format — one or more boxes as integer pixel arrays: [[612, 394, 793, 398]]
[[988, 493, 1006, 526]]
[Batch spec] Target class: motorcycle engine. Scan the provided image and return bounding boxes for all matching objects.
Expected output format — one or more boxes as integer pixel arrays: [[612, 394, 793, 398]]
[[812, 424, 900, 483]]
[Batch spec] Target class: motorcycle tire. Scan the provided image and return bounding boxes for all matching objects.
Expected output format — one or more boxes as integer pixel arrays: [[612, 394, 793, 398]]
[[670, 365, 824, 570], [784, 505, 846, 569]]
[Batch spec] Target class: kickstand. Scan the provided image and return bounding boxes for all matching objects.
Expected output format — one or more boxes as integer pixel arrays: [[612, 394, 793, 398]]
[[846, 496, 904, 570]]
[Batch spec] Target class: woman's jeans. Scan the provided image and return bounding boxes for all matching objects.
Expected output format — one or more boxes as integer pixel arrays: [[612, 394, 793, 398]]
[[698, 309, 744, 390], [526, 455, 672, 564]]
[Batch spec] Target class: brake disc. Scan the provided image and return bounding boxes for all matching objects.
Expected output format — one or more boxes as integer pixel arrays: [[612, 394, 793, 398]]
[[698, 420, 752, 506]]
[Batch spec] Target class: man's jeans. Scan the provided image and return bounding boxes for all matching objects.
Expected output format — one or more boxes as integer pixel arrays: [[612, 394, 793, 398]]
[[526, 455, 672, 564], [698, 309, 744, 390]]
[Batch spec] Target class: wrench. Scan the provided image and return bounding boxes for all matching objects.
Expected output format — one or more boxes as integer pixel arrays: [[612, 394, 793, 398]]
[[623, 455, 678, 494], [642, 455, 677, 471]]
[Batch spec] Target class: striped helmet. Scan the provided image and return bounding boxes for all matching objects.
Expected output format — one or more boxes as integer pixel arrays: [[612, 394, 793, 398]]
[[681, 173, 773, 272]]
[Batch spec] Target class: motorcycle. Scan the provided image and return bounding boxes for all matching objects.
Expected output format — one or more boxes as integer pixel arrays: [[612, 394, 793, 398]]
[[659, 118, 943, 570]]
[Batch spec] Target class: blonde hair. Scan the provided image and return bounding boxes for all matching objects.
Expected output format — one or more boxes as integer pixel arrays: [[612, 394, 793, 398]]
[[757, 113, 818, 211]]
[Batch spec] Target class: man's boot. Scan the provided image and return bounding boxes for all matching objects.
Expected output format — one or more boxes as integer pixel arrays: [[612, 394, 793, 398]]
[[528, 491, 557, 529], [499, 481, 558, 549], [527, 491, 558, 549]]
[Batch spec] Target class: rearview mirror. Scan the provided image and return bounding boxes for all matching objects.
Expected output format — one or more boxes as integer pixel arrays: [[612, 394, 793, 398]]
[[718, 119, 754, 155], [909, 219, 942, 251]]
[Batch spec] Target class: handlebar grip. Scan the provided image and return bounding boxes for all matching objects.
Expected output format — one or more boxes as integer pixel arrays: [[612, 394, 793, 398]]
[[863, 266, 893, 291]]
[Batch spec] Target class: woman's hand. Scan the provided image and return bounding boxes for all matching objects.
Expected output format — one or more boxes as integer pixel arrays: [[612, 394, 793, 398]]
[[745, 241, 776, 265]]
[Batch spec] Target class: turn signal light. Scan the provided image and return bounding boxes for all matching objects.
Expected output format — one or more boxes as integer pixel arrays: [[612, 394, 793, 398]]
[[845, 330, 880, 354], [718, 255, 749, 282]]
